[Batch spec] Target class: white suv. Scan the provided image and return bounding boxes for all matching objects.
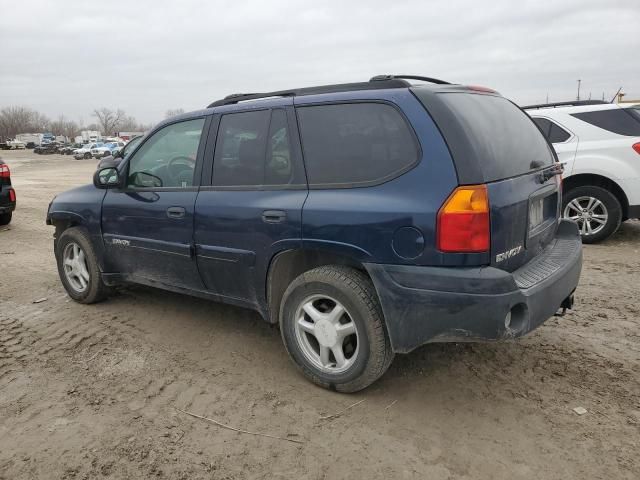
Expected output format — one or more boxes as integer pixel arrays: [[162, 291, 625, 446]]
[[525, 101, 640, 243]]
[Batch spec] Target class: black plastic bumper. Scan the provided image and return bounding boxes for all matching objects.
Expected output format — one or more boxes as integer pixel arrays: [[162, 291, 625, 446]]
[[628, 204, 640, 219], [365, 220, 582, 353]]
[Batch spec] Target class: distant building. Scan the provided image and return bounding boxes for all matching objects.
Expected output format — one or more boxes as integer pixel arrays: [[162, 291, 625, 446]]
[[616, 93, 640, 105], [116, 131, 144, 141]]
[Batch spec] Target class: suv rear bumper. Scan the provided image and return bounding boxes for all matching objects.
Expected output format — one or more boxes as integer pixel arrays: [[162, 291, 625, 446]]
[[0, 190, 16, 213], [365, 220, 582, 353]]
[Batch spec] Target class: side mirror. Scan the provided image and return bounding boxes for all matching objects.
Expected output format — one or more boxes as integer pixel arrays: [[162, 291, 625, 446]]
[[93, 167, 120, 189], [113, 150, 122, 159]]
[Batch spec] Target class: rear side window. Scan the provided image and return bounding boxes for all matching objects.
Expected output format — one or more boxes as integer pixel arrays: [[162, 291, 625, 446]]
[[532, 117, 571, 143], [571, 109, 640, 136], [434, 94, 554, 181], [296, 103, 419, 188], [213, 109, 304, 188]]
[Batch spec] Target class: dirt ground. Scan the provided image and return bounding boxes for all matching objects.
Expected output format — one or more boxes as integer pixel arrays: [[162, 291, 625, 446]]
[[0, 149, 638, 480]]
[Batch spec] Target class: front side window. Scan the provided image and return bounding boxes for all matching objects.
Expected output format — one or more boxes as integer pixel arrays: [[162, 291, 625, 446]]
[[212, 109, 301, 187], [127, 118, 204, 188], [296, 103, 419, 187]]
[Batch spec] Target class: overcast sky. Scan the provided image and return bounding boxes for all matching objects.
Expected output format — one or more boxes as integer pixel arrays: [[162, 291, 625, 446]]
[[1, 0, 638, 125]]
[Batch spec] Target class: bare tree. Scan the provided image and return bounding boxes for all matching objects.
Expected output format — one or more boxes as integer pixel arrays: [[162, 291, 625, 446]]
[[165, 108, 185, 118], [0, 106, 50, 139], [92, 108, 126, 135], [117, 115, 142, 132], [50, 115, 80, 139]]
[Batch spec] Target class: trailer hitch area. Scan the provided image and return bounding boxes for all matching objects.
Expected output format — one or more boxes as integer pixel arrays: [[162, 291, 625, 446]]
[[555, 293, 575, 317]]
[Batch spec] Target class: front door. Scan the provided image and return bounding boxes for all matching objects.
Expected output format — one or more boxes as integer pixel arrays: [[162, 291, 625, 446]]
[[194, 107, 308, 306], [101, 117, 208, 290]]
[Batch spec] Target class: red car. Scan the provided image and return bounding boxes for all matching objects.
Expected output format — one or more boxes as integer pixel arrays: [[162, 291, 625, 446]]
[[0, 158, 16, 225]]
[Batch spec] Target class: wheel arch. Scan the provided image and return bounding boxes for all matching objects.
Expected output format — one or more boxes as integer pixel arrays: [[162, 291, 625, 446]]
[[266, 248, 372, 325], [563, 173, 629, 219]]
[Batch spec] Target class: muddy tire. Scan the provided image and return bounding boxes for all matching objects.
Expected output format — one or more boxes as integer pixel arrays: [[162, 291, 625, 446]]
[[55, 227, 110, 304], [280, 265, 393, 393]]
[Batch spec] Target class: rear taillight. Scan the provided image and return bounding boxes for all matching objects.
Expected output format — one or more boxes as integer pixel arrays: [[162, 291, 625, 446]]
[[0, 164, 9, 178], [633, 143, 640, 155], [437, 185, 490, 253], [9, 188, 16, 202]]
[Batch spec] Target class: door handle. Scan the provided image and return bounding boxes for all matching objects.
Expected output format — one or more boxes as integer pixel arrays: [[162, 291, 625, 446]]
[[262, 210, 286, 224], [166, 206, 186, 219]]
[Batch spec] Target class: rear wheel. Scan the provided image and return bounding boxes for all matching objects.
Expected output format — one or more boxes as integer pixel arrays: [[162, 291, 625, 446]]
[[55, 227, 110, 303], [562, 185, 621, 243], [280, 265, 393, 392], [84, 152, 91, 159], [0, 212, 11, 225]]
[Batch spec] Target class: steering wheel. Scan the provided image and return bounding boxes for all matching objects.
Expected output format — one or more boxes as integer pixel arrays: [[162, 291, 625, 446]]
[[166, 156, 196, 185]]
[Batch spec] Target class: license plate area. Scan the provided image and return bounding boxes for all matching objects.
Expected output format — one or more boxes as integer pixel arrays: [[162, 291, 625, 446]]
[[528, 186, 558, 240]]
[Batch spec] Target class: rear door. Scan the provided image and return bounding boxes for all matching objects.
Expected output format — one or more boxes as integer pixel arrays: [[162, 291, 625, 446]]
[[101, 117, 208, 289], [194, 105, 307, 306], [412, 89, 560, 271]]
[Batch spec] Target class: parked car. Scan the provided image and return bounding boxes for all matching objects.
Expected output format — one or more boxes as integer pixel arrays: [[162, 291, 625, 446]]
[[59, 143, 82, 155], [97, 135, 143, 169], [0, 158, 16, 225], [34, 142, 62, 154], [92, 142, 124, 159], [47, 75, 582, 392], [525, 100, 640, 242], [74, 143, 103, 160]]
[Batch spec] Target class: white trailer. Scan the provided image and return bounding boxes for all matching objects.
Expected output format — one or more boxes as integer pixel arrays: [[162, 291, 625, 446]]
[[80, 130, 102, 143], [15, 133, 44, 146]]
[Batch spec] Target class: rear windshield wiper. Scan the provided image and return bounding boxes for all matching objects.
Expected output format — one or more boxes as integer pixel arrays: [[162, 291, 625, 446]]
[[539, 163, 564, 183]]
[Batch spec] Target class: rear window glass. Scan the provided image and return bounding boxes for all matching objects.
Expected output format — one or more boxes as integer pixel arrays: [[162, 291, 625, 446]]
[[571, 109, 640, 136], [296, 103, 419, 187], [532, 117, 571, 143], [433, 93, 554, 181]]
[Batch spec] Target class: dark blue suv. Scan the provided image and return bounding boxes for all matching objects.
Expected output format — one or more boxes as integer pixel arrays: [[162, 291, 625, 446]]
[[47, 75, 582, 392]]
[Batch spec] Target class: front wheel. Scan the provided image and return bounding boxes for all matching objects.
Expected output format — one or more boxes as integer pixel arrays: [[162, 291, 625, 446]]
[[280, 265, 393, 392], [562, 185, 622, 243], [55, 227, 110, 303], [84, 152, 91, 159]]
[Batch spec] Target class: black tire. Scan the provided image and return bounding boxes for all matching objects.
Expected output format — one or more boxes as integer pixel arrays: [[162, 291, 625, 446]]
[[55, 227, 110, 304], [280, 265, 393, 393], [0, 212, 11, 225], [84, 152, 91, 159], [562, 185, 622, 244]]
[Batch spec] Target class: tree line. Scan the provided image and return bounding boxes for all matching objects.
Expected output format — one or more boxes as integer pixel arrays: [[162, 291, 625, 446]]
[[0, 106, 157, 141]]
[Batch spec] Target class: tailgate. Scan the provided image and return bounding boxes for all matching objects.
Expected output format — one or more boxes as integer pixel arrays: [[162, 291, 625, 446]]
[[411, 87, 560, 270], [488, 172, 560, 272]]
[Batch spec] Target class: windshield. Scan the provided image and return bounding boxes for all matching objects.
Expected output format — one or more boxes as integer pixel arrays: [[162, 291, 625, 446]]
[[123, 136, 143, 156]]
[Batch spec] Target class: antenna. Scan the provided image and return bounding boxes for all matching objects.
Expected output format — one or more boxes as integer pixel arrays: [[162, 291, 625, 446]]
[[610, 87, 623, 103]]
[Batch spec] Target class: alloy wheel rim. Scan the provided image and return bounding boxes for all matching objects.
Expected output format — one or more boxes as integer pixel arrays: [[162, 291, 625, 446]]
[[294, 294, 359, 374], [564, 196, 608, 236], [63, 242, 90, 293]]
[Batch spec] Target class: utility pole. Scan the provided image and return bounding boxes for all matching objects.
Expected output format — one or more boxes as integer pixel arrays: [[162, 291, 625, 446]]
[[576, 79, 581, 101]]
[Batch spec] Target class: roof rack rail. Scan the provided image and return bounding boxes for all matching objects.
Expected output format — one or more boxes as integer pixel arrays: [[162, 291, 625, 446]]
[[369, 74, 451, 85], [207, 75, 449, 108], [522, 100, 608, 110]]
